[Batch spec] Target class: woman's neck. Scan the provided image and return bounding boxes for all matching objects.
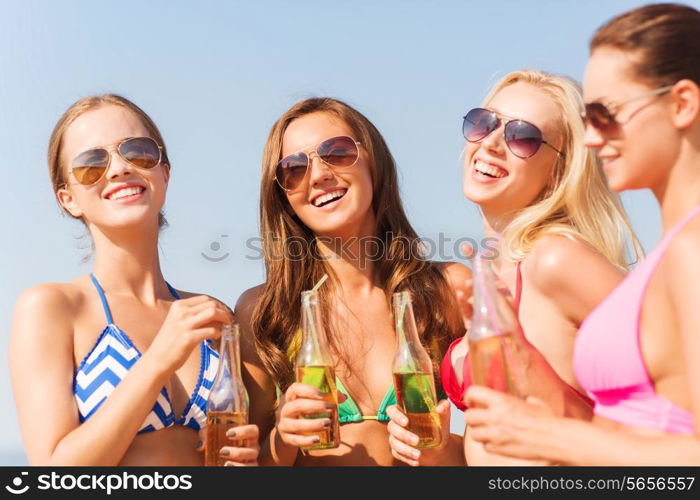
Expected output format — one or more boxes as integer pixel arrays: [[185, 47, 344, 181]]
[[89, 223, 167, 304], [315, 215, 379, 297], [481, 208, 516, 239], [653, 138, 700, 230]]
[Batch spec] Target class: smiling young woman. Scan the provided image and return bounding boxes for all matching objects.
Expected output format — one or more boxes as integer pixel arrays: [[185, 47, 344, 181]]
[[235, 97, 471, 466], [465, 3, 700, 465], [387, 69, 642, 466], [9, 94, 258, 466]]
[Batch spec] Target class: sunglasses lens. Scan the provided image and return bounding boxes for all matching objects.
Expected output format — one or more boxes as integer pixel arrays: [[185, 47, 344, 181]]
[[72, 148, 110, 185], [584, 103, 616, 133], [463, 108, 498, 142], [119, 137, 161, 169], [504, 120, 543, 158], [276, 152, 309, 190], [317, 136, 359, 167]]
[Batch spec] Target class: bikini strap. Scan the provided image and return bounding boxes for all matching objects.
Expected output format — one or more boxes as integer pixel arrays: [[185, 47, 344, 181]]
[[513, 261, 523, 317], [663, 204, 700, 244], [89, 273, 114, 325], [644, 203, 700, 271], [89, 275, 180, 323], [166, 282, 181, 300]]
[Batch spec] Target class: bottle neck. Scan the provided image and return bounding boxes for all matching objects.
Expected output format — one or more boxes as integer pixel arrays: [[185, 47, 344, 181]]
[[219, 329, 242, 379], [298, 292, 331, 366], [470, 256, 512, 340], [393, 291, 430, 373]]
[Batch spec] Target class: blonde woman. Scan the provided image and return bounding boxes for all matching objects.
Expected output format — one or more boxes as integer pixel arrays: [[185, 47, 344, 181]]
[[9, 95, 258, 465], [467, 3, 700, 465], [387, 69, 642, 465]]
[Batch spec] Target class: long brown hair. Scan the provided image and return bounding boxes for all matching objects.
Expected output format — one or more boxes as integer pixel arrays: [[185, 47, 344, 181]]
[[48, 93, 170, 228], [590, 3, 700, 86], [251, 97, 463, 392]]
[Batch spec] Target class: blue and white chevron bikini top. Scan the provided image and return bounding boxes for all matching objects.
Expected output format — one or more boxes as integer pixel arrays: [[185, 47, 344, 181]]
[[73, 274, 220, 434]]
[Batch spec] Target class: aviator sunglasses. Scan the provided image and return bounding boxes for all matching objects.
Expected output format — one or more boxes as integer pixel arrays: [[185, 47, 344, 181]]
[[582, 85, 674, 134], [462, 107, 564, 159], [70, 136, 163, 186], [275, 135, 361, 191]]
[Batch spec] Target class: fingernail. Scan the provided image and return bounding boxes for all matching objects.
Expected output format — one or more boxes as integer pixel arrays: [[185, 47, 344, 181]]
[[412, 450, 420, 459], [220, 448, 230, 457], [226, 429, 237, 438], [322, 419, 332, 428], [316, 390, 326, 398], [325, 403, 335, 410], [312, 436, 321, 443], [401, 418, 408, 426]]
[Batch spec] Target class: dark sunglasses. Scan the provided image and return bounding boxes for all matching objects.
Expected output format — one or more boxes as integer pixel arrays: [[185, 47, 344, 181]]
[[462, 107, 564, 159], [70, 136, 163, 186], [275, 135, 361, 191], [582, 85, 674, 134]]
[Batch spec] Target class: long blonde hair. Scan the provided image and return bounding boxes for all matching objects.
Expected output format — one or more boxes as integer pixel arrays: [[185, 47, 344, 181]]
[[251, 97, 463, 392], [482, 70, 642, 268]]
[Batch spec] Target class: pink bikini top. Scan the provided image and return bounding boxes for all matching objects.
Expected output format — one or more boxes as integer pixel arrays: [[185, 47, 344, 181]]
[[573, 205, 700, 435], [440, 262, 592, 411]]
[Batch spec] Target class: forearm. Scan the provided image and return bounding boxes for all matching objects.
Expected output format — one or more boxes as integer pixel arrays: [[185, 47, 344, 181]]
[[41, 356, 170, 466], [428, 433, 465, 466], [259, 426, 300, 466], [539, 416, 700, 466]]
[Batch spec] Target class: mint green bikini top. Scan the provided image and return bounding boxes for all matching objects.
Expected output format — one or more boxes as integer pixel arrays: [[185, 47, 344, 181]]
[[284, 330, 445, 424], [336, 377, 396, 423]]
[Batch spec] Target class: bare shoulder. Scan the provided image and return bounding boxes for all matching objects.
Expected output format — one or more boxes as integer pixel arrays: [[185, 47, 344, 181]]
[[667, 214, 700, 255], [525, 234, 622, 293], [665, 215, 700, 281], [436, 261, 472, 295], [13, 282, 80, 324], [233, 284, 266, 364], [234, 284, 265, 320], [10, 281, 84, 351]]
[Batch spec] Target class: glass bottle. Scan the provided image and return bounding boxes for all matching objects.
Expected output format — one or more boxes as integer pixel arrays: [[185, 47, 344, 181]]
[[468, 254, 524, 398], [294, 290, 340, 450], [205, 323, 249, 466], [392, 290, 441, 449]]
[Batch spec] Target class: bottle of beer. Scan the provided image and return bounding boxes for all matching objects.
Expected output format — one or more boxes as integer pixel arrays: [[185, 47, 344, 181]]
[[392, 291, 441, 449], [468, 254, 524, 398], [205, 323, 250, 466], [295, 290, 340, 450]]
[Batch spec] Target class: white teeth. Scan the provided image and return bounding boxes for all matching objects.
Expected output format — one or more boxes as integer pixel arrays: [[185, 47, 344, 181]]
[[313, 189, 347, 207], [108, 186, 144, 200], [474, 160, 507, 178]]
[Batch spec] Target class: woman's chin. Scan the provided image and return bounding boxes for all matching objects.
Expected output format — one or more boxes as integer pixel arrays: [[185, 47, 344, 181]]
[[91, 213, 161, 232], [463, 187, 499, 206]]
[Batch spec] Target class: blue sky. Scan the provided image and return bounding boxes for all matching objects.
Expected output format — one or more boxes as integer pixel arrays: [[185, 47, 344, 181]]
[[0, 0, 665, 464]]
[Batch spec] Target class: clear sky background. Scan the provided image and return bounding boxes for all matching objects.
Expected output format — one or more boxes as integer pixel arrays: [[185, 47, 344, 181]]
[[0, 0, 671, 464]]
